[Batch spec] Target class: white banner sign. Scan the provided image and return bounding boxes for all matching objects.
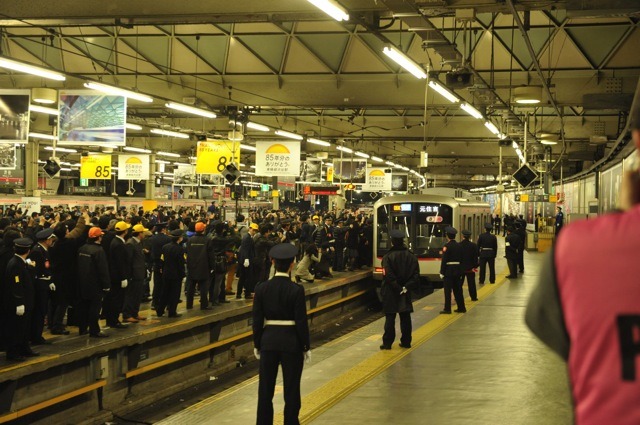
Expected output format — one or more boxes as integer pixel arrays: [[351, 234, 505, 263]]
[[255, 141, 300, 177], [118, 154, 150, 180], [174, 164, 197, 185], [21, 196, 41, 214], [362, 167, 392, 191]]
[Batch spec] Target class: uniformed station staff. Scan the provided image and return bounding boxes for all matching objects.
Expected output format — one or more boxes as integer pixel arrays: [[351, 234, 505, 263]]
[[252, 243, 311, 425], [477, 222, 497, 285], [379, 229, 419, 350], [439, 226, 466, 314]]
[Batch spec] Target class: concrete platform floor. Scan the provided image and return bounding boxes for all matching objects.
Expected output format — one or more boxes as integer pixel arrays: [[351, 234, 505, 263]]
[[157, 241, 573, 425]]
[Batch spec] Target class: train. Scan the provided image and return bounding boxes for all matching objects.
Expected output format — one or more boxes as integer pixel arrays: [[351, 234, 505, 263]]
[[372, 194, 491, 283]]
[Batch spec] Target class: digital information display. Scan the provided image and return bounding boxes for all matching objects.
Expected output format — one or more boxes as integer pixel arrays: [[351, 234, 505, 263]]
[[392, 203, 412, 212]]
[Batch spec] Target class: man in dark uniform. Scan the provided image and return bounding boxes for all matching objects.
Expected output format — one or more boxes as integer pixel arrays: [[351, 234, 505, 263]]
[[380, 229, 420, 350], [104, 221, 131, 329], [209, 222, 233, 305], [514, 221, 527, 273], [3, 238, 39, 361], [77, 227, 110, 337], [186, 221, 213, 310], [555, 206, 564, 235], [149, 222, 171, 308], [252, 243, 311, 425], [123, 223, 148, 322], [439, 227, 466, 314], [29, 228, 57, 345], [477, 222, 497, 284], [157, 229, 185, 318], [459, 229, 479, 301], [505, 226, 521, 279], [237, 222, 258, 299], [332, 219, 347, 272]]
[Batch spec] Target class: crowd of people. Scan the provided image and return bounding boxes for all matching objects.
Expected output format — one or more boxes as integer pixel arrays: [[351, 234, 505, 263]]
[[0, 202, 374, 361]]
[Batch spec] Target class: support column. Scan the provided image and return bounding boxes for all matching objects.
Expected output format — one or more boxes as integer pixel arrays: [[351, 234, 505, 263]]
[[271, 176, 279, 210], [145, 154, 156, 199], [25, 141, 39, 196]]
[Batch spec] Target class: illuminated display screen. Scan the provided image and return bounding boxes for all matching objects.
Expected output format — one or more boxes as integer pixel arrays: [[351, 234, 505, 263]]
[[392, 203, 412, 212]]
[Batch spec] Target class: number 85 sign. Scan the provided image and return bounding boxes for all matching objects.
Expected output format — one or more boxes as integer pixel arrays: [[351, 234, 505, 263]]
[[195, 141, 240, 174], [81, 154, 112, 179]]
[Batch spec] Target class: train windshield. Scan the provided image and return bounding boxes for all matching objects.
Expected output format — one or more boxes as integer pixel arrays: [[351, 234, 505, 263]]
[[376, 202, 453, 259]]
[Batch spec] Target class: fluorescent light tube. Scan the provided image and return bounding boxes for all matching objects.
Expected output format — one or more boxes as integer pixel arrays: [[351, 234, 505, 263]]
[[84, 82, 153, 103], [336, 146, 353, 153], [307, 0, 349, 21], [150, 128, 190, 139], [44, 146, 77, 153], [460, 103, 483, 119], [428, 80, 459, 103], [29, 104, 59, 116], [165, 102, 216, 118], [246, 122, 270, 132], [240, 144, 257, 151], [484, 121, 500, 135], [275, 130, 303, 140], [157, 151, 181, 158], [30, 133, 57, 141], [125, 123, 143, 130], [123, 146, 152, 153], [354, 151, 370, 158], [371, 156, 383, 162], [383, 46, 427, 79], [0, 57, 66, 81], [385, 160, 396, 167], [308, 138, 331, 147]]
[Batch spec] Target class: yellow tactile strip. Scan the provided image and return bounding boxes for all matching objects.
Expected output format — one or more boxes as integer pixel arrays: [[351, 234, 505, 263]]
[[275, 273, 507, 425]]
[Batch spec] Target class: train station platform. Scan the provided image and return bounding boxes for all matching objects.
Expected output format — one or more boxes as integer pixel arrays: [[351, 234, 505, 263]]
[[0, 270, 374, 425], [157, 242, 573, 424]]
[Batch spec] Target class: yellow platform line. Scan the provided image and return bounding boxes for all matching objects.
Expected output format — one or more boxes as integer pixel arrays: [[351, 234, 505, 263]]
[[187, 376, 260, 413], [273, 273, 507, 425]]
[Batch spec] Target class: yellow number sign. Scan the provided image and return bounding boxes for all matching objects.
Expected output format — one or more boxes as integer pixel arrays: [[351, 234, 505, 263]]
[[81, 154, 112, 179], [196, 141, 241, 174]]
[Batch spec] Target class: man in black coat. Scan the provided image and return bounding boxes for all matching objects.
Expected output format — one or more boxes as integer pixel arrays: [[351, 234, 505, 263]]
[[459, 229, 479, 301], [477, 222, 498, 284], [157, 229, 185, 318], [237, 222, 258, 299], [514, 222, 527, 273], [380, 229, 420, 350], [439, 227, 466, 314], [186, 221, 213, 310], [77, 227, 110, 337], [505, 226, 521, 279], [252, 243, 310, 425], [28, 228, 57, 345], [149, 223, 171, 308], [209, 222, 233, 305], [123, 224, 148, 322], [104, 221, 131, 328], [3, 238, 38, 361]]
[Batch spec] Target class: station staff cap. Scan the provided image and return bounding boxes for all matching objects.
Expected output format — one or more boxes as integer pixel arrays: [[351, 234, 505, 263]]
[[445, 226, 458, 235], [249, 223, 259, 230], [36, 228, 56, 240], [461, 229, 472, 237], [170, 229, 183, 238], [269, 243, 298, 260], [14, 238, 33, 248], [115, 221, 131, 232], [132, 224, 149, 233], [389, 229, 405, 239], [484, 222, 493, 230]]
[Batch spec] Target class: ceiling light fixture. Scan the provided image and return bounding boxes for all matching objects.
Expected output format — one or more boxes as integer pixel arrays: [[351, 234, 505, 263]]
[[275, 130, 304, 140], [240, 144, 257, 151], [307, 0, 349, 21], [31, 87, 57, 104], [165, 102, 216, 118], [484, 121, 501, 136], [84, 82, 153, 103], [371, 156, 383, 162], [246, 122, 270, 132], [460, 103, 483, 119], [538, 133, 558, 145], [29, 104, 59, 116], [513, 86, 542, 104], [354, 151, 370, 159], [150, 128, 190, 139], [308, 138, 331, 147], [123, 146, 152, 153], [30, 132, 57, 141], [428, 80, 459, 103], [383, 46, 427, 79], [336, 146, 353, 153], [0, 57, 66, 81], [125, 123, 143, 131], [157, 151, 181, 158], [44, 146, 77, 153]]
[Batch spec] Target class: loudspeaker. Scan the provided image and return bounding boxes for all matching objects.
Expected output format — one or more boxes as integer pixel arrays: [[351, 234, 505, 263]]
[[221, 163, 241, 184], [43, 158, 61, 178], [512, 164, 538, 188], [446, 71, 473, 88]]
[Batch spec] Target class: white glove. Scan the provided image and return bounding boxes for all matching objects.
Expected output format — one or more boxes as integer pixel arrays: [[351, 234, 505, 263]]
[[253, 348, 260, 360], [121, 279, 128, 288], [439, 274, 445, 279], [304, 350, 312, 363], [400, 286, 408, 295], [103, 288, 110, 292], [49, 282, 56, 291], [26, 259, 35, 267], [16, 305, 25, 316], [244, 259, 250, 267]]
